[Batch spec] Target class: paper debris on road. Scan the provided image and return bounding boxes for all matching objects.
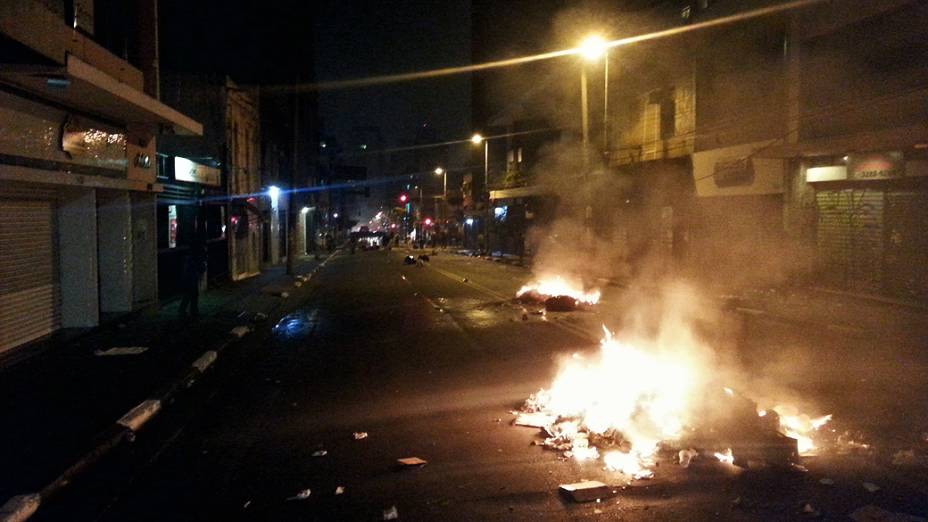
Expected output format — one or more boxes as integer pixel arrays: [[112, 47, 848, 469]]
[[849, 504, 927, 522], [819, 478, 835, 485], [513, 412, 557, 428], [335, 486, 345, 495], [383, 505, 399, 520], [230, 325, 252, 338], [353, 431, 369, 440], [312, 450, 328, 457], [892, 449, 928, 467], [287, 489, 311, 501], [396, 457, 428, 468], [94, 346, 148, 356], [862, 482, 881, 493], [559, 480, 611, 503], [801, 502, 820, 516], [678, 448, 698, 468]]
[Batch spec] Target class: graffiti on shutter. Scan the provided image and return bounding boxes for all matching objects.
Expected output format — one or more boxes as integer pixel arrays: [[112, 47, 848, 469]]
[[815, 189, 883, 294]]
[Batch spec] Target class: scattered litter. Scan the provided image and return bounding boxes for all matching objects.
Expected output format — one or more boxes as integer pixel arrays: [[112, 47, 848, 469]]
[[335, 486, 345, 495], [819, 478, 834, 485], [243, 500, 251, 509], [94, 346, 148, 356], [312, 450, 328, 457], [383, 506, 399, 520], [294, 281, 303, 287], [559, 480, 611, 503], [862, 482, 881, 493], [801, 502, 820, 517], [403, 256, 416, 265], [732, 497, 742, 507], [678, 448, 698, 468], [462, 278, 468, 282], [594, 508, 603, 514], [254, 312, 268, 322], [287, 489, 311, 501], [397, 457, 427, 468], [353, 432, 369, 440], [279, 292, 289, 298], [891, 449, 928, 467], [849, 505, 926, 522], [545, 295, 579, 312], [513, 412, 556, 428], [791, 463, 809, 473], [230, 325, 252, 338]]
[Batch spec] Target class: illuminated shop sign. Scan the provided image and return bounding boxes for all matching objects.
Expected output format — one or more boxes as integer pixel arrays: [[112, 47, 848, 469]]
[[174, 157, 221, 186], [847, 152, 904, 180]]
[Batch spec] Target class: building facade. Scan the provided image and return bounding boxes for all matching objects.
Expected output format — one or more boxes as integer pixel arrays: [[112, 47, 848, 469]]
[[0, 0, 201, 354], [159, 75, 264, 287]]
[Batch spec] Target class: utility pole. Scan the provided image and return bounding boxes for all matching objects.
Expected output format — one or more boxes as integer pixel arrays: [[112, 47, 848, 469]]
[[286, 88, 298, 275]]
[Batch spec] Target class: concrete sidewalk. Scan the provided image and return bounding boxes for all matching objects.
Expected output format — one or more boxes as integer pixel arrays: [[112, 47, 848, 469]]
[[0, 255, 326, 504]]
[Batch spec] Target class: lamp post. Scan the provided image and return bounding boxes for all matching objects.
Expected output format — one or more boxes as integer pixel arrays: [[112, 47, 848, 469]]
[[471, 133, 490, 254], [434, 167, 447, 200], [578, 35, 608, 166], [577, 35, 608, 250]]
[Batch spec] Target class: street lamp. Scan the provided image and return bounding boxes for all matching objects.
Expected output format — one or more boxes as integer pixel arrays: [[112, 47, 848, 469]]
[[434, 166, 447, 199], [577, 34, 610, 160], [472, 133, 490, 254]]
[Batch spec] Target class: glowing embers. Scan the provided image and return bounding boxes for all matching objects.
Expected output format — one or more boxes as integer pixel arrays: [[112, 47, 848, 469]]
[[516, 276, 601, 311], [518, 326, 698, 478], [515, 326, 835, 478]]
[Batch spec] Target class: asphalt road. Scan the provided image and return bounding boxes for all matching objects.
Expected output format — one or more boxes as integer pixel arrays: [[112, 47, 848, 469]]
[[36, 248, 928, 521]]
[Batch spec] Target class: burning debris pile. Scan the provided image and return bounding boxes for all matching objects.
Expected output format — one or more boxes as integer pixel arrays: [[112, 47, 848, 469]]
[[516, 276, 601, 312], [515, 326, 834, 479]]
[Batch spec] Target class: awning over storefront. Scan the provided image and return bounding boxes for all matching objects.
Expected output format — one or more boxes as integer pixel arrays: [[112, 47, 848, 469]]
[[489, 184, 552, 200], [0, 55, 202, 136]]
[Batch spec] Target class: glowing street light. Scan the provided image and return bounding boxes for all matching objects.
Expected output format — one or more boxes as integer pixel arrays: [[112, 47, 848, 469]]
[[471, 133, 483, 145], [434, 166, 448, 199], [268, 185, 280, 207], [578, 35, 607, 61]]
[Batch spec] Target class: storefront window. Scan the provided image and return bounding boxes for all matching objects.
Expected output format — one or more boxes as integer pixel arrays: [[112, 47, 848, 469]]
[[168, 205, 178, 248]]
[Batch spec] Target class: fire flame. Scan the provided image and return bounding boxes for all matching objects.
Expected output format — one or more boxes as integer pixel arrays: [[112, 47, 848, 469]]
[[767, 406, 833, 454], [517, 276, 601, 305], [520, 325, 837, 477], [523, 326, 701, 476]]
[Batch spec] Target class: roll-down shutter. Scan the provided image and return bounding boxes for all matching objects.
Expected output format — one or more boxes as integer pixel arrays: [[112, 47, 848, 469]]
[[0, 199, 60, 353], [816, 188, 884, 294]]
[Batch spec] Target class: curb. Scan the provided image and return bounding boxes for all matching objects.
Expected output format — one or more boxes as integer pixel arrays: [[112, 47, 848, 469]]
[[0, 253, 338, 522], [0, 326, 248, 522]]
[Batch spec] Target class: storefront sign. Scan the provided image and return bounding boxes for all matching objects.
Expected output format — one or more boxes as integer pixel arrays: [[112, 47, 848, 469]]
[[847, 152, 904, 180], [692, 140, 784, 197], [806, 165, 847, 183], [174, 156, 221, 186], [713, 158, 754, 187]]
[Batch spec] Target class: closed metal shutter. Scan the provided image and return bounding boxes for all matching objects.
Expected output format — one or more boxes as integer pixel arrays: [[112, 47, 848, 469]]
[[0, 197, 60, 353], [884, 191, 928, 301], [815, 189, 884, 294]]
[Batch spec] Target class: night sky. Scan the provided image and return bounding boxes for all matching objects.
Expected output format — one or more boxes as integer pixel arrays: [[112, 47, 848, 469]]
[[159, 0, 473, 153]]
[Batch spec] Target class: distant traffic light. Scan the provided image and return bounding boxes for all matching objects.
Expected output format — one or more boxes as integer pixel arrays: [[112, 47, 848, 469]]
[[424, 218, 432, 226], [399, 193, 408, 203]]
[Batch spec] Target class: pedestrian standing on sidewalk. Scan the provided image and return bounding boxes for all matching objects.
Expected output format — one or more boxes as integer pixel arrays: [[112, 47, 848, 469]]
[[179, 237, 207, 319]]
